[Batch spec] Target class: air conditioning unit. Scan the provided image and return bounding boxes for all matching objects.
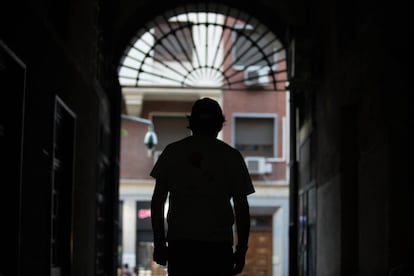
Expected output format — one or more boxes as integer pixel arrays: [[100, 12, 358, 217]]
[[245, 157, 272, 174], [244, 66, 269, 87]]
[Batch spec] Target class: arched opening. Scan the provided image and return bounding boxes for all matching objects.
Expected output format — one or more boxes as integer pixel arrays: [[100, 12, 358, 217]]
[[117, 3, 290, 275], [118, 4, 287, 91]]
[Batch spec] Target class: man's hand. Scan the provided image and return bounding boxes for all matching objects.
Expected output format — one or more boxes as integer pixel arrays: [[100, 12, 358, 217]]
[[153, 242, 168, 266], [233, 194, 250, 275], [233, 245, 248, 275]]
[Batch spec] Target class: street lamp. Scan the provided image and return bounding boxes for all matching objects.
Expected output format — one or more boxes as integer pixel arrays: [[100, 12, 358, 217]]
[[121, 114, 158, 151]]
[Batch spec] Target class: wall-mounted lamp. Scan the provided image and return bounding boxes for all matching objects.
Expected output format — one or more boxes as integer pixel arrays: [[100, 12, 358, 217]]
[[121, 114, 158, 151]]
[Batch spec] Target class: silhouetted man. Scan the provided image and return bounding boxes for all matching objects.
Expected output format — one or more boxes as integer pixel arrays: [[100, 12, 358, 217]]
[[150, 97, 255, 275]]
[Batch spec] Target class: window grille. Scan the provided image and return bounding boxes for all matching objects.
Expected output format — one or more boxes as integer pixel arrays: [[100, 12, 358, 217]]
[[118, 3, 287, 91]]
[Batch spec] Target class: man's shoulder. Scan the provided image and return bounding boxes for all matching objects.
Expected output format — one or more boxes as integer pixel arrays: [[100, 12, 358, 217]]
[[164, 136, 192, 150], [215, 138, 236, 151], [165, 136, 241, 156], [214, 139, 243, 157]]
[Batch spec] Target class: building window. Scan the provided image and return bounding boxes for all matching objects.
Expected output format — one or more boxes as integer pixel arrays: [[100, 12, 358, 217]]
[[232, 25, 282, 70], [152, 115, 190, 152], [234, 115, 277, 157], [153, 22, 193, 62]]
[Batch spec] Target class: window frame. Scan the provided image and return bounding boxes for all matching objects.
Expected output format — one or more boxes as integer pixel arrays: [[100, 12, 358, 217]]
[[152, 21, 194, 63], [149, 112, 191, 151], [231, 113, 278, 158], [231, 24, 280, 71]]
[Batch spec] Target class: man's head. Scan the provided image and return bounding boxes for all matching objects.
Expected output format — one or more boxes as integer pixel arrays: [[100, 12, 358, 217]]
[[187, 97, 225, 135]]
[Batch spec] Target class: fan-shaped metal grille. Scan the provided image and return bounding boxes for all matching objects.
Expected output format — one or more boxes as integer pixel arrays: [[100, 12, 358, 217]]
[[118, 3, 288, 91]]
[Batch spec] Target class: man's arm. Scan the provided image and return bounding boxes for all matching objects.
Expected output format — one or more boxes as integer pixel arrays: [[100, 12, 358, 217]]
[[233, 195, 251, 274], [151, 180, 169, 265]]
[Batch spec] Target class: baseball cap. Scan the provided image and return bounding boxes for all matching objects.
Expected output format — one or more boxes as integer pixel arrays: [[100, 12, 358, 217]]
[[187, 98, 225, 131]]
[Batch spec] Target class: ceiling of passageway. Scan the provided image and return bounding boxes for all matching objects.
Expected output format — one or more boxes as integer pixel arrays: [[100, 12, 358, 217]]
[[118, 3, 288, 91]]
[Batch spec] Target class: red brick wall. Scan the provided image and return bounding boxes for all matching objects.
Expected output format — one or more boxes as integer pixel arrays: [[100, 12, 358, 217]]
[[120, 120, 153, 179], [120, 101, 194, 179], [222, 90, 287, 181]]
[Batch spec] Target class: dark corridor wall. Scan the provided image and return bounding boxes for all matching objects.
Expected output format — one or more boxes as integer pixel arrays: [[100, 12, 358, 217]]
[[1, 1, 121, 275], [307, 3, 414, 274]]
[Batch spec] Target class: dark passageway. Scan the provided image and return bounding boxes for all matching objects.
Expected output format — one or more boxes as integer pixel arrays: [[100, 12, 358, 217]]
[[1, 0, 413, 275]]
